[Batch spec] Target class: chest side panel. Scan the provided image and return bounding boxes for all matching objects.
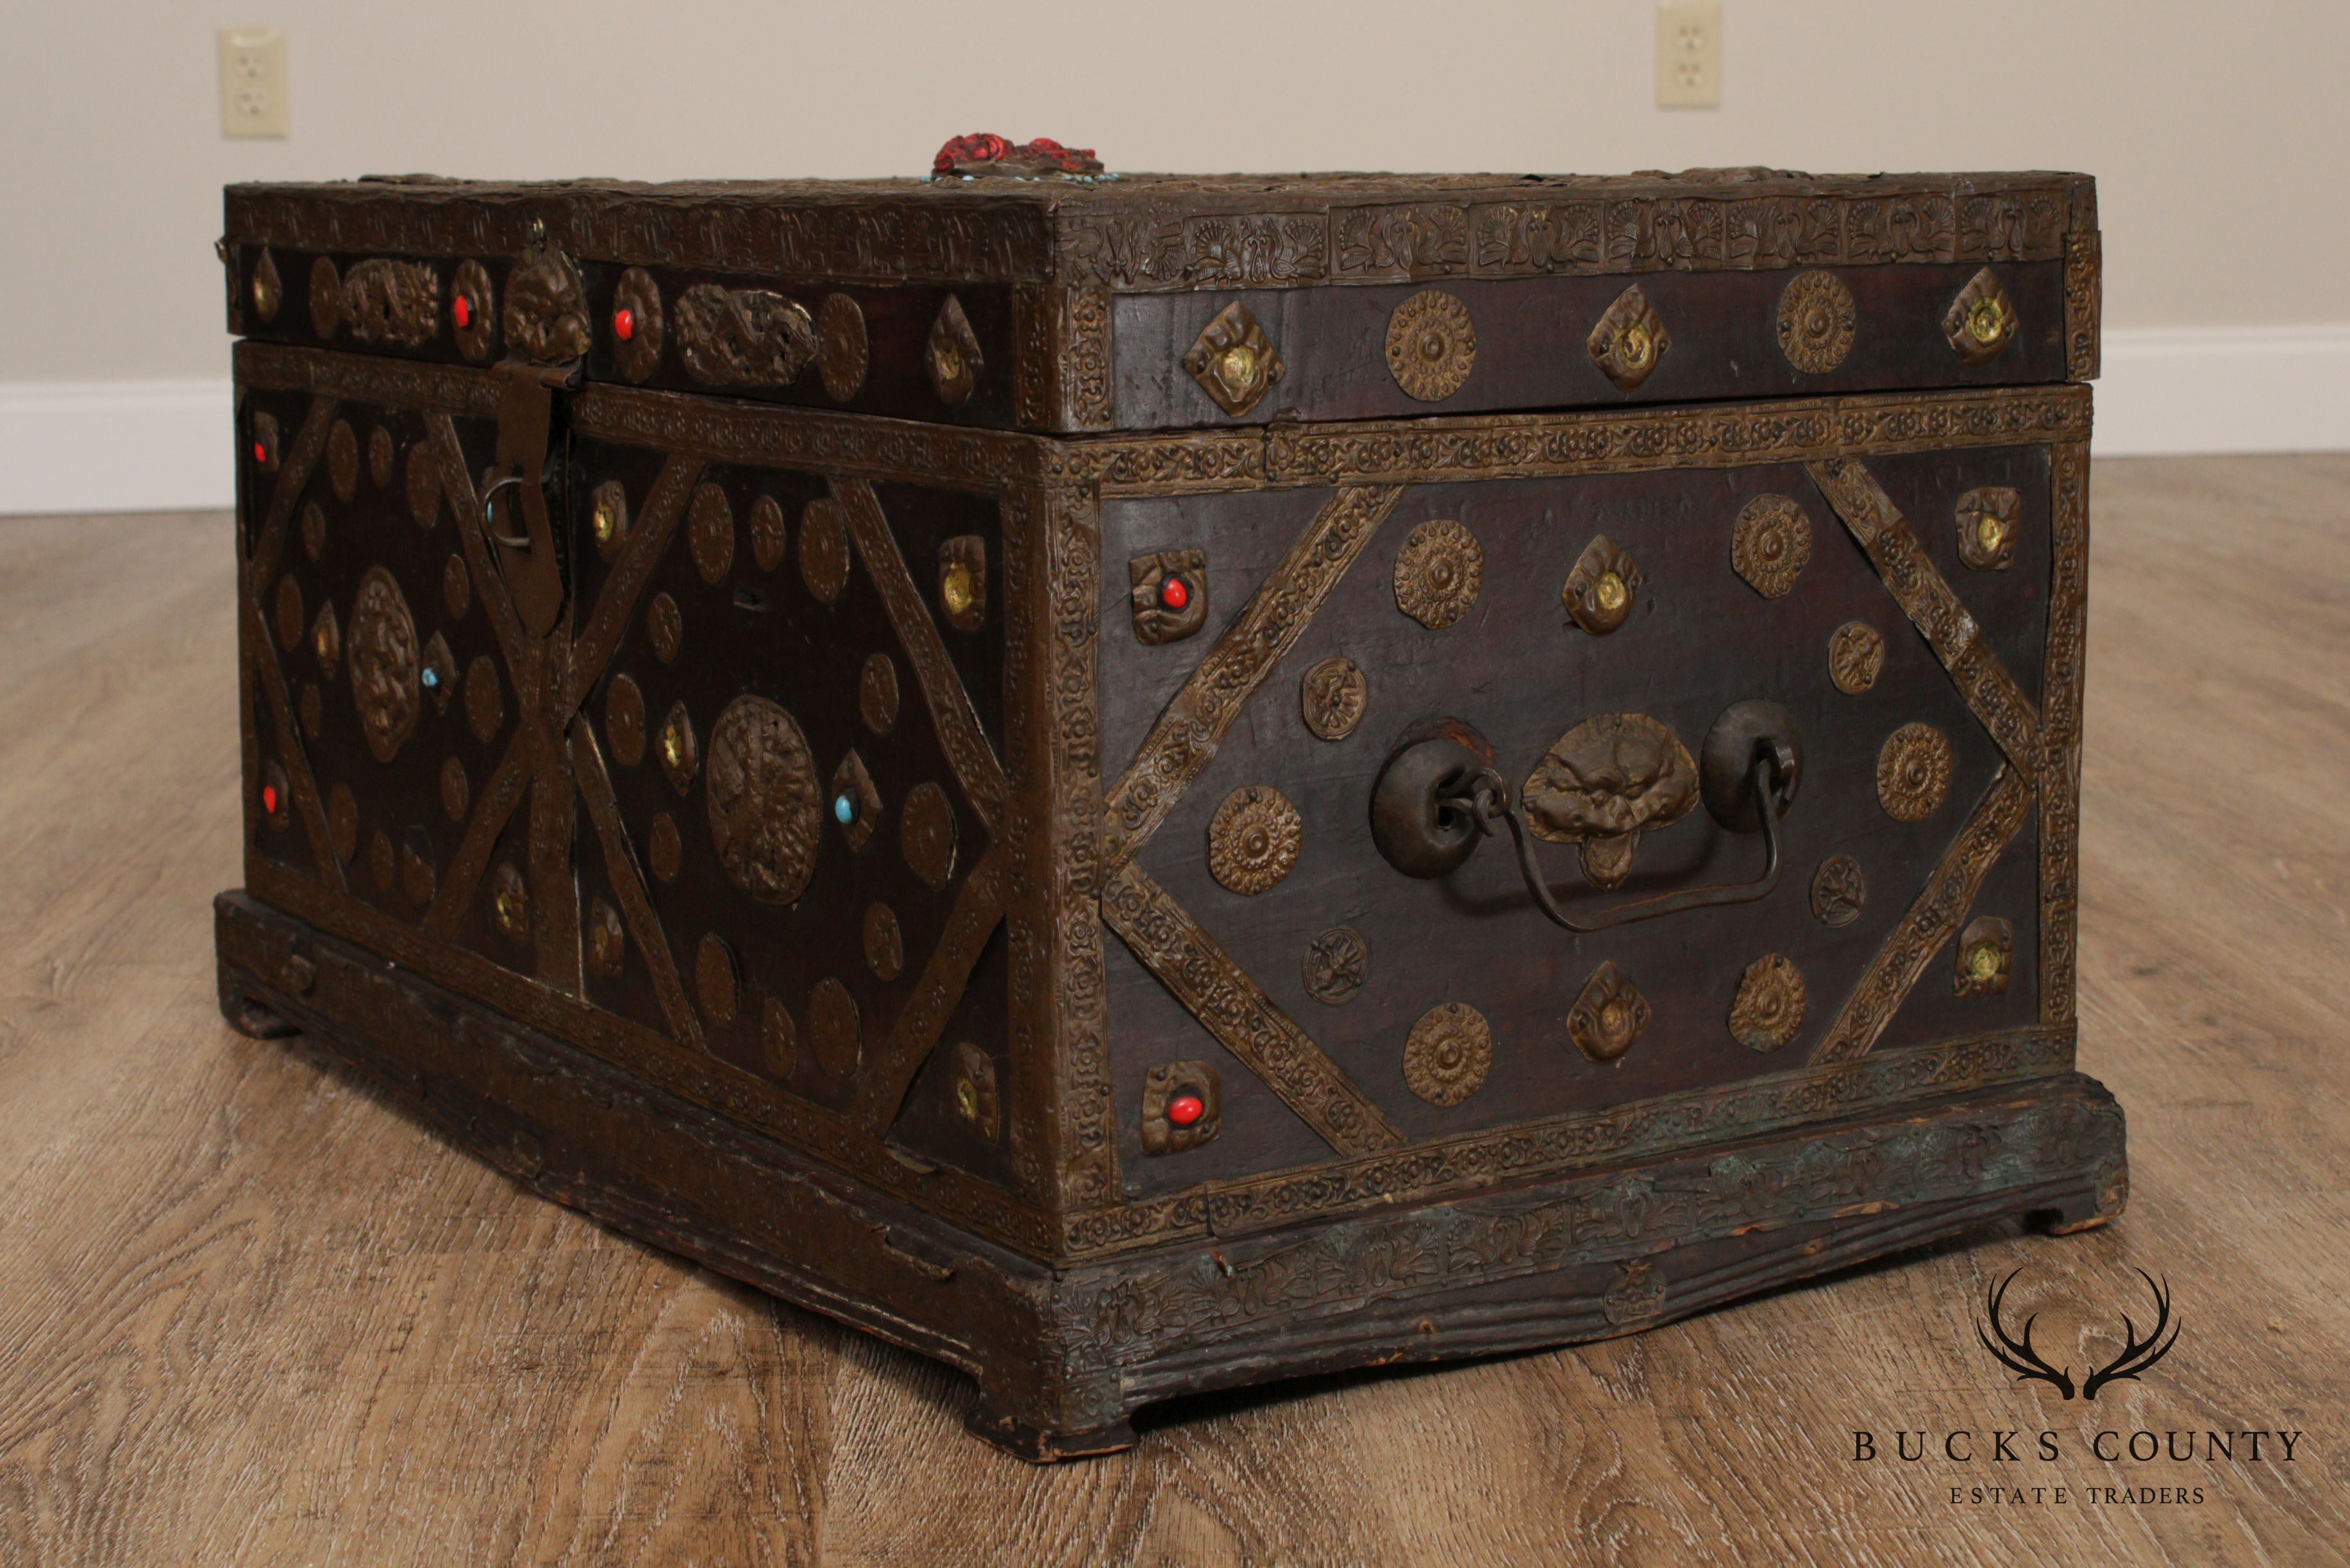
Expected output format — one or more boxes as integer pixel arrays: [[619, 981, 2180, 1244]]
[[1092, 435, 2071, 1209]]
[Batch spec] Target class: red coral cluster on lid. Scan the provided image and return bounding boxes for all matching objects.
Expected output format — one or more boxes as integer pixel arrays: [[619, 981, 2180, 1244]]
[[931, 133, 1103, 178]]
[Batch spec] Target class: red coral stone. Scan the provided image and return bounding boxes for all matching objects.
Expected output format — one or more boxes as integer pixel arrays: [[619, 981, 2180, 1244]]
[[452, 294, 471, 329], [251, 441, 267, 463], [613, 307, 635, 342], [1166, 1093, 1205, 1128], [261, 784, 280, 815], [1159, 576, 1190, 612]]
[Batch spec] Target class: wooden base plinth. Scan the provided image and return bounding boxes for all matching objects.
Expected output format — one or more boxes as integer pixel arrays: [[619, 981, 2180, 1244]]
[[215, 890, 2127, 1460]]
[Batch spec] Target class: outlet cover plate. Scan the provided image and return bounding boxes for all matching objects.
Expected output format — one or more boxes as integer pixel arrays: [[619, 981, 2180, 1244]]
[[1656, 3, 1721, 110], [219, 26, 289, 138]]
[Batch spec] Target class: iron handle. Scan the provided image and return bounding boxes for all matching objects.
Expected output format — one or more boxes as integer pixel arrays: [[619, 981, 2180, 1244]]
[[1368, 701, 1802, 933]]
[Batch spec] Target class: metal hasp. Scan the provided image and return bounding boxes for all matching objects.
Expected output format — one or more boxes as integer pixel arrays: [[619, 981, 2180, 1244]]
[[480, 358, 581, 637], [1368, 701, 1803, 931]]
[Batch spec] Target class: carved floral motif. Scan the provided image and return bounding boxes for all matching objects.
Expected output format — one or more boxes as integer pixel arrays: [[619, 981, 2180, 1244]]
[[1729, 954, 1808, 1052], [704, 696, 821, 905], [1877, 722, 1954, 822], [1207, 786, 1301, 896], [1775, 269, 1857, 374], [346, 566, 420, 764], [1731, 494, 1813, 598], [1384, 290, 1477, 401], [1392, 518, 1483, 630], [1403, 1003, 1493, 1106]]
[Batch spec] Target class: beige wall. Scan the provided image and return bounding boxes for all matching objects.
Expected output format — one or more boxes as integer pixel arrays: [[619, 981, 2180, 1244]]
[[5, 0, 2348, 384]]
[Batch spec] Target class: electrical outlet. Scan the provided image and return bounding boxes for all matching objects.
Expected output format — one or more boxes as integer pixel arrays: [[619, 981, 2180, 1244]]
[[1656, 3, 1721, 110], [219, 26, 289, 138]]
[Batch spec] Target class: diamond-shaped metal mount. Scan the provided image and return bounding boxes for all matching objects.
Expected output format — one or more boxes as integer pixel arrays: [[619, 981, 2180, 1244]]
[[1943, 267, 2018, 365], [1589, 284, 1671, 391], [1182, 302, 1286, 417], [1567, 960, 1651, 1063], [925, 295, 984, 407]]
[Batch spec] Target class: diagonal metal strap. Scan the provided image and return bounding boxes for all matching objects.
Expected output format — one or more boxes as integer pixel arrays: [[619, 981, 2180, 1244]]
[[1806, 457, 2042, 781], [569, 720, 703, 1051], [240, 596, 345, 891], [1104, 485, 1406, 867], [244, 395, 335, 594], [1104, 860, 1407, 1155], [559, 453, 703, 717], [850, 847, 1011, 1133], [423, 731, 530, 939], [830, 476, 1011, 836], [1809, 765, 2035, 1065]]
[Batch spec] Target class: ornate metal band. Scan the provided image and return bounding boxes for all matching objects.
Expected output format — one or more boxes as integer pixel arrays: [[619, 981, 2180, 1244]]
[[1805, 456, 2044, 781], [1102, 862, 1406, 1156], [1104, 485, 1405, 863], [2039, 442, 2092, 1024], [1809, 767, 2037, 1066]]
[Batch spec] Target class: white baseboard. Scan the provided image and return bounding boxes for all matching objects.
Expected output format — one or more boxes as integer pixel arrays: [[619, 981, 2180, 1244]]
[[0, 379, 234, 516], [3, 328, 2346, 515]]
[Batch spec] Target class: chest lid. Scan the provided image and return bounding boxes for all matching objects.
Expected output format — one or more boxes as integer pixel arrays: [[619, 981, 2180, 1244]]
[[223, 158, 2099, 435]]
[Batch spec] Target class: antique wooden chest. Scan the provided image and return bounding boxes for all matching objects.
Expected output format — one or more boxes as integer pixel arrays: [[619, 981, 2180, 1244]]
[[212, 158, 2120, 1458]]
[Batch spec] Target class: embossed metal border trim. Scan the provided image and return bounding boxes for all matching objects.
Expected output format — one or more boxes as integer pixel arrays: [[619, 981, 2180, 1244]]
[[1809, 767, 2037, 1065], [244, 856, 1059, 1256], [1805, 456, 2043, 781], [852, 846, 1012, 1132], [2039, 441, 2091, 1026], [1061, 1022, 2078, 1258], [1102, 862, 1406, 1156], [572, 383, 1037, 493], [1257, 384, 2091, 488], [1104, 485, 1406, 865], [832, 477, 1012, 834]]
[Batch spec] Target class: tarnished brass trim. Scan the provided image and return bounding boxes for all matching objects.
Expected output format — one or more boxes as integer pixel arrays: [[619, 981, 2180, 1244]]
[[1102, 860, 1407, 1156], [1810, 766, 2035, 1065], [1104, 485, 1406, 866], [830, 476, 1011, 835], [1061, 1022, 2076, 1257], [851, 846, 1012, 1133], [1806, 456, 2043, 781], [2064, 231, 2102, 381], [2040, 440, 2091, 1025]]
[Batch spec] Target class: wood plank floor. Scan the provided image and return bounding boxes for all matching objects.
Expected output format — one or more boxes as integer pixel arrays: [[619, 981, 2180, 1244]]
[[1, 456, 2345, 1567]]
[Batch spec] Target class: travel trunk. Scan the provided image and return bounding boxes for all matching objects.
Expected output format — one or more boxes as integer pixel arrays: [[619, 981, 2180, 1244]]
[[212, 165, 2120, 1458]]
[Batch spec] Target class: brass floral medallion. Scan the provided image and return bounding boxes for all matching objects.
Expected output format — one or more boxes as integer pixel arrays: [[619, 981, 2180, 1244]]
[[1302, 924, 1370, 1006], [1827, 620, 1886, 694], [697, 931, 739, 1026], [1384, 290, 1477, 402], [1731, 494, 1814, 599], [489, 862, 529, 944], [761, 996, 797, 1077], [687, 480, 735, 585], [1393, 518, 1484, 630], [368, 426, 395, 488], [1588, 284, 1671, 391], [1728, 953, 1808, 1052], [1562, 534, 1643, 636], [1955, 486, 2022, 571], [646, 812, 682, 883], [1402, 1002, 1493, 1106], [308, 255, 342, 338], [953, 1042, 1001, 1141], [925, 294, 984, 406], [704, 695, 821, 905], [646, 592, 683, 663], [863, 902, 904, 982], [1299, 655, 1368, 741], [1944, 267, 2019, 365], [1567, 960, 1650, 1063], [1877, 722, 1954, 822], [799, 497, 852, 605], [749, 494, 787, 572], [407, 444, 441, 530], [1207, 786, 1302, 896], [899, 781, 959, 892], [327, 419, 358, 501], [1775, 270, 1858, 374], [809, 978, 861, 1078], [1954, 915, 2015, 997], [858, 651, 900, 736], [1809, 854, 1867, 928], [249, 248, 281, 322], [1522, 713, 1700, 890], [1182, 301, 1285, 416], [310, 599, 341, 680], [441, 554, 469, 619], [603, 672, 649, 764], [346, 566, 421, 763], [817, 293, 869, 402]]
